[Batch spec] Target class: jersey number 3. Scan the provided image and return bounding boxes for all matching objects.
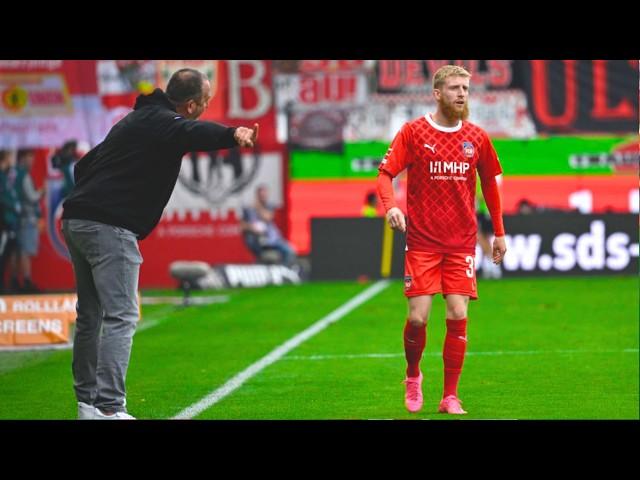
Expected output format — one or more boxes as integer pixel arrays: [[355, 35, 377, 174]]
[[465, 256, 474, 278]]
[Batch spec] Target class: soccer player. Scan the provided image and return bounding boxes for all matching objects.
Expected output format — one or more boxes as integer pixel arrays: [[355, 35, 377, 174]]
[[376, 65, 507, 415]]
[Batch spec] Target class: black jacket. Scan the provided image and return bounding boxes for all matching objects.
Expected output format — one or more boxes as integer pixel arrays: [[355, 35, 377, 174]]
[[62, 89, 238, 239]]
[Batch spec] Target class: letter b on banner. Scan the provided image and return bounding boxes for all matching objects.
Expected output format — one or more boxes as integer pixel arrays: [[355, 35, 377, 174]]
[[228, 60, 272, 119]]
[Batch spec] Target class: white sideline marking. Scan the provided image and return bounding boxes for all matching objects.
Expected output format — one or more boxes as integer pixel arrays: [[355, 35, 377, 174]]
[[135, 319, 161, 332], [283, 348, 640, 361], [172, 280, 391, 419], [0, 343, 73, 352]]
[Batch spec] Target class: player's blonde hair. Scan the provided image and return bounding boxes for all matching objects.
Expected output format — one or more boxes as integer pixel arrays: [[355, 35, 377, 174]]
[[432, 65, 471, 90]]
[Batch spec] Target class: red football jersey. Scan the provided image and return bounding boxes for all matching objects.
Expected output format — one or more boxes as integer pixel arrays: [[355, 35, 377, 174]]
[[379, 114, 502, 254]]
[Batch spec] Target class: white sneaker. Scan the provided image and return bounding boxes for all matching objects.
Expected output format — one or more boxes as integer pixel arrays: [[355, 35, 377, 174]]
[[77, 402, 96, 420], [94, 408, 136, 420]]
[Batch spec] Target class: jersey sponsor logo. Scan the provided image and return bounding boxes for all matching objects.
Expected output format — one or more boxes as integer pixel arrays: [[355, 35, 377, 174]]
[[462, 141, 475, 158], [429, 160, 470, 175], [423, 143, 436, 154]]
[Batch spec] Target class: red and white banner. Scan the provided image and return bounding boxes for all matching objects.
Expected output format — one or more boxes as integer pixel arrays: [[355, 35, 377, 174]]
[[34, 146, 287, 289], [501, 175, 639, 215], [139, 147, 287, 287], [2, 60, 282, 290], [1, 60, 278, 149], [0, 60, 104, 149]]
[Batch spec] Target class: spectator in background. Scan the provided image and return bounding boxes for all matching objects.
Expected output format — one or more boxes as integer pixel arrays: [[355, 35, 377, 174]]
[[517, 198, 536, 215], [16, 149, 46, 293], [0, 151, 9, 293], [240, 184, 296, 265], [361, 190, 379, 217], [517, 198, 575, 214], [0, 150, 21, 294], [51, 140, 79, 198]]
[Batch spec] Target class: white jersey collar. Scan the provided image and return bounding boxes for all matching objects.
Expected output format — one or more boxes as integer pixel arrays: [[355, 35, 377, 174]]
[[425, 113, 462, 132]]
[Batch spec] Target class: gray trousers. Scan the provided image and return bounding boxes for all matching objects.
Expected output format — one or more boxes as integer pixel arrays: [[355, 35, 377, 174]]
[[62, 219, 142, 412]]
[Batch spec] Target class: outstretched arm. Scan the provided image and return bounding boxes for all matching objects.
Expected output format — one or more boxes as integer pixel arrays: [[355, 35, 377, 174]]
[[170, 120, 259, 152]]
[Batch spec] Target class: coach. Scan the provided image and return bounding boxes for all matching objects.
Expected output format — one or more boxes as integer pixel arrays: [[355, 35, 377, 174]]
[[62, 68, 258, 420]]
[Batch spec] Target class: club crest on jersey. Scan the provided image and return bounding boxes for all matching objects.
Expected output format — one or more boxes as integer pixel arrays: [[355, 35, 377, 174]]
[[462, 141, 475, 158], [404, 276, 412, 289]]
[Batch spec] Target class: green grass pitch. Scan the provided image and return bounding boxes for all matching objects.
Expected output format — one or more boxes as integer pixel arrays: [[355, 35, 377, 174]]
[[0, 276, 637, 419]]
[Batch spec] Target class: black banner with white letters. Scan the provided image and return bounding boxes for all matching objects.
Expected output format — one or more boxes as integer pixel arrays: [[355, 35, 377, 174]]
[[310, 214, 639, 280], [496, 213, 638, 276]]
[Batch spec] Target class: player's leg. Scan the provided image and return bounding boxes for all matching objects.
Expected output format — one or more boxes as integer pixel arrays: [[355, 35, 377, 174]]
[[402, 250, 442, 413], [444, 294, 469, 389], [440, 253, 477, 414], [403, 294, 431, 413], [438, 294, 469, 414], [405, 295, 433, 378]]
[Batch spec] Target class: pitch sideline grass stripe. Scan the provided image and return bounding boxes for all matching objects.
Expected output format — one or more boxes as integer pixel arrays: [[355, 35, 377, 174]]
[[282, 349, 640, 361], [172, 279, 391, 420], [140, 295, 230, 306]]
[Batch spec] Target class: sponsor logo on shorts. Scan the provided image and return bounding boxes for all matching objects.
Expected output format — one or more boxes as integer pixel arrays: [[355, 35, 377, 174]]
[[404, 275, 412, 289]]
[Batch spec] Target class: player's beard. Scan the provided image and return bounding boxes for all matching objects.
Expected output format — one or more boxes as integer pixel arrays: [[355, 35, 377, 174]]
[[439, 97, 470, 122]]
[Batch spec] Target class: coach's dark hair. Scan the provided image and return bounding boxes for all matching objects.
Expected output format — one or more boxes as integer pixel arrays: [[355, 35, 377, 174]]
[[166, 68, 207, 105]]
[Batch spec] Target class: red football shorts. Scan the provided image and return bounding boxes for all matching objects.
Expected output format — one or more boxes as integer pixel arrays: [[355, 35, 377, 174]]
[[404, 250, 478, 300]]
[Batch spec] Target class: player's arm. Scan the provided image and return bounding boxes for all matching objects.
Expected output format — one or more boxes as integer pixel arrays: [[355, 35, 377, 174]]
[[479, 174, 506, 264], [377, 172, 405, 232], [377, 123, 411, 233], [478, 132, 507, 264]]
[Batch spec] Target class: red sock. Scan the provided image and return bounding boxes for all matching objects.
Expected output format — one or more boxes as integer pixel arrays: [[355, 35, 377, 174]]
[[443, 318, 467, 398], [404, 320, 426, 378]]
